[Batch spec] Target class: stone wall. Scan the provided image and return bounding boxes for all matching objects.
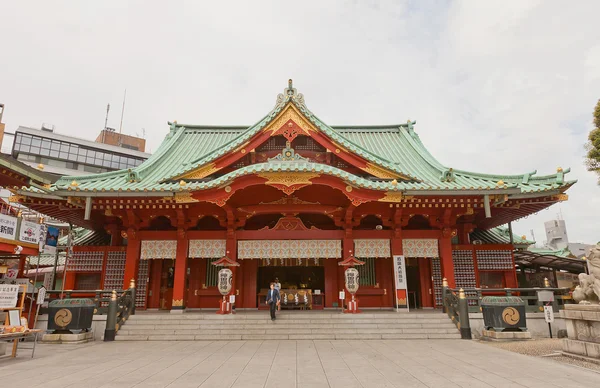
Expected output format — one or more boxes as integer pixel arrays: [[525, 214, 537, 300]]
[[562, 304, 600, 359]]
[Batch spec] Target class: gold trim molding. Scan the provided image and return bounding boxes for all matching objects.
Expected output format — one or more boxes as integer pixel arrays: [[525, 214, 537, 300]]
[[364, 163, 406, 180]]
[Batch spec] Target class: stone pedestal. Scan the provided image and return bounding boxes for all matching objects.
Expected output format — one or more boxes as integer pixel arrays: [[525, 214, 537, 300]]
[[481, 329, 532, 341], [42, 331, 94, 344], [562, 304, 600, 359]]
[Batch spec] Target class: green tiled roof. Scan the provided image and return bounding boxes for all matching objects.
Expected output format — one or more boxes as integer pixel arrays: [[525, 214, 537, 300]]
[[528, 247, 574, 258], [35, 83, 574, 196], [470, 226, 535, 247]]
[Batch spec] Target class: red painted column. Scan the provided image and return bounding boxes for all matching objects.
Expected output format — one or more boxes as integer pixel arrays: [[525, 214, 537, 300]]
[[171, 235, 189, 312], [324, 258, 338, 307], [439, 234, 456, 288], [227, 232, 237, 306], [123, 228, 140, 290]]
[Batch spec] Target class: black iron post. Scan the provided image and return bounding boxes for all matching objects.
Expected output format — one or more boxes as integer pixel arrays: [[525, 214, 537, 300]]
[[104, 290, 117, 341], [458, 288, 472, 339]]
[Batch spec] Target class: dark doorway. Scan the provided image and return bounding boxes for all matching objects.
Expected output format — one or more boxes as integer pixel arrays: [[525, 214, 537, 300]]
[[406, 258, 421, 309], [258, 266, 325, 293]]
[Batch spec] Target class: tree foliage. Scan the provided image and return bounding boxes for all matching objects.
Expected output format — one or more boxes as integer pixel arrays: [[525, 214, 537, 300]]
[[586, 99, 600, 184]]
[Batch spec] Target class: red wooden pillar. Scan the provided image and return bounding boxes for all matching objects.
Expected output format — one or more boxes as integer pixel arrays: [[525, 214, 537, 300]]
[[439, 234, 456, 288], [123, 229, 140, 290], [171, 236, 189, 312], [324, 258, 338, 307], [227, 232, 237, 305]]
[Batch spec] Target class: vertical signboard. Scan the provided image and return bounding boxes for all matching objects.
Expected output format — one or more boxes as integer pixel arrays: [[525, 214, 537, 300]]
[[393, 255, 409, 310]]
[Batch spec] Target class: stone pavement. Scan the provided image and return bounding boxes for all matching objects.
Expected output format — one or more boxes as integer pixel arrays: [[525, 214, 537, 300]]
[[1, 340, 599, 387]]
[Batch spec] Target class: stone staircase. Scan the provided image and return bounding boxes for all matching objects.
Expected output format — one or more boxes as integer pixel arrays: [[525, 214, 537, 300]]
[[115, 311, 460, 341]]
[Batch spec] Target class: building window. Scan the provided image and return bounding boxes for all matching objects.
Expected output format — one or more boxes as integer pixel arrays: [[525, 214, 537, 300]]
[[357, 258, 377, 286], [479, 272, 505, 289], [75, 273, 102, 290], [205, 259, 219, 287]]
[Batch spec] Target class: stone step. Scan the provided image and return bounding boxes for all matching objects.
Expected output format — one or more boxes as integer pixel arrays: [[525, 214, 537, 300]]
[[118, 327, 458, 336], [121, 323, 457, 331], [115, 332, 460, 341], [128, 313, 448, 321], [126, 318, 451, 324]]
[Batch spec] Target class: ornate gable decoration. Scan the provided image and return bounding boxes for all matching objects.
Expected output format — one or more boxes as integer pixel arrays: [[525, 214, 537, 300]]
[[260, 215, 319, 231], [268, 142, 308, 162], [275, 79, 306, 109]]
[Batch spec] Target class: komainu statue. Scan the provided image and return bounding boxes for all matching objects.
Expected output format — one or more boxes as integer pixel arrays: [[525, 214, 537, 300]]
[[573, 245, 600, 304]]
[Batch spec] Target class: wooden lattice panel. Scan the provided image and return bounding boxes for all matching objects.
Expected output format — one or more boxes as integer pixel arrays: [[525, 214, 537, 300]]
[[431, 257, 442, 307], [136, 260, 149, 308], [104, 251, 126, 291], [476, 249, 513, 270], [453, 250, 476, 288], [66, 251, 104, 272]]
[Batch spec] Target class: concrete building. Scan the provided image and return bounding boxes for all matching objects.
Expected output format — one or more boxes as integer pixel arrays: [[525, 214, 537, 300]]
[[543, 218, 594, 259], [96, 128, 146, 152], [9, 125, 150, 177]]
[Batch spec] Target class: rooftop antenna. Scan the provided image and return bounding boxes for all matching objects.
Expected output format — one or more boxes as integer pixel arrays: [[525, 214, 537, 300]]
[[119, 88, 127, 135], [102, 103, 110, 143], [530, 229, 536, 244]]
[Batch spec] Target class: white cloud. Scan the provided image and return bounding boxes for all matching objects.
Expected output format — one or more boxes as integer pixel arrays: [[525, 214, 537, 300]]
[[0, 0, 598, 243]]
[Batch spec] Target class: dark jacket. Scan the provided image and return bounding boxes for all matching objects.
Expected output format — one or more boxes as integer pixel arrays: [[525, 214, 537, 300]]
[[267, 289, 280, 304]]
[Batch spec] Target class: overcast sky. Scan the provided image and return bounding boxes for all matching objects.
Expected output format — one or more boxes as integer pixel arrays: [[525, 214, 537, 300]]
[[1, 1, 599, 245]]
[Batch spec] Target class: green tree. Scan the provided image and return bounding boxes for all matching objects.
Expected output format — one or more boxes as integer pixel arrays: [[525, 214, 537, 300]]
[[586, 99, 600, 183]]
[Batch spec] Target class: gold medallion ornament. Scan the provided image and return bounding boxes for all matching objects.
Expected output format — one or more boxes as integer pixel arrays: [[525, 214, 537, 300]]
[[502, 307, 520, 325], [54, 308, 73, 328]]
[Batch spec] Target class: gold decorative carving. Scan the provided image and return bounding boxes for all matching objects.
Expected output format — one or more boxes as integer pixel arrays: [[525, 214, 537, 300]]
[[378, 192, 404, 203], [224, 186, 232, 193], [258, 172, 320, 187], [345, 185, 353, 192], [553, 193, 568, 202], [363, 163, 404, 180], [172, 299, 184, 307], [7, 194, 24, 203], [502, 307, 520, 325], [262, 104, 316, 137], [167, 192, 199, 204], [259, 195, 320, 206], [179, 162, 220, 180]]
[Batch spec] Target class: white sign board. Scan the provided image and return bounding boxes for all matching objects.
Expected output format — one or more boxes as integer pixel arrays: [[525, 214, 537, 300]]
[[37, 286, 47, 305], [0, 278, 33, 293], [0, 284, 19, 308], [0, 213, 18, 240], [19, 220, 40, 244], [339, 291, 345, 300], [393, 255, 407, 290], [544, 306, 555, 323], [4, 268, 18, 280], [229, 294, 235, 304]]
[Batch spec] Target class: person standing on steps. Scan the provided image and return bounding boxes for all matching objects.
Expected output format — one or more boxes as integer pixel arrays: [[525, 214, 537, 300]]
[[266, 282, 281, 321], [274, 277, 281, 311]]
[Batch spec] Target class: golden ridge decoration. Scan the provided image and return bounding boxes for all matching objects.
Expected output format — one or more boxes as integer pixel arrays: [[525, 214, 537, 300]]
[[553, 193, 568, 202], [378, 192, 404, 203], [172, 299, 184, 307], [263, 104, 317, 137], [179, 162, 220, 180]]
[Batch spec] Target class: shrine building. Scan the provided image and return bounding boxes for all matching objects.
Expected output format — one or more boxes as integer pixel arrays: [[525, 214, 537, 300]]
[[12, 81, 575, 312]]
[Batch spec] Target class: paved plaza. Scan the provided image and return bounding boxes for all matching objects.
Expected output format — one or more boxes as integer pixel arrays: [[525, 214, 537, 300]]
[[1, 340, 599, 387]]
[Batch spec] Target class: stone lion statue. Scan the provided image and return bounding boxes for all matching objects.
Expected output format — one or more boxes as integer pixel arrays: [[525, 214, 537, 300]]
[[573, 245, 600, 304]]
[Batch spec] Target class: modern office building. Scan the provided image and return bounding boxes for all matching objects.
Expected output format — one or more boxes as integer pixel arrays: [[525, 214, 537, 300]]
[[10, 125, 150, 177]]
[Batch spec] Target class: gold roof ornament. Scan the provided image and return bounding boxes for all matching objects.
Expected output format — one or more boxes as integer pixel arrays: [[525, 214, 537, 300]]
[[37, 163, 44, 170], [496, 180, 504, 187], [179, 180, 186, 186], [391, 179, 398, 186], [521, 235, 527, 240], [557, 167, 563, 172], [70, 180, 79, 187]]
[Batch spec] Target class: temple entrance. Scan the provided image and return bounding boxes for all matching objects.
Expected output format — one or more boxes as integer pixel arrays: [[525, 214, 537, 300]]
[[257, 260, 326, 310], [406, 257, 435, 309]]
